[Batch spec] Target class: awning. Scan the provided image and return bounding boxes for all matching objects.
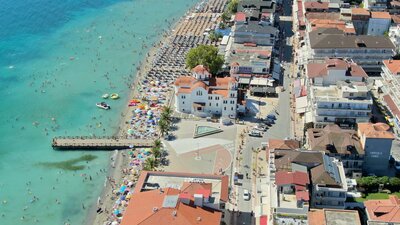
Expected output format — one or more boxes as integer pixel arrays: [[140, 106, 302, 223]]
[[193, 102, 205, 107], [296, 96, 308, 114], [260, 215, 268, 225]]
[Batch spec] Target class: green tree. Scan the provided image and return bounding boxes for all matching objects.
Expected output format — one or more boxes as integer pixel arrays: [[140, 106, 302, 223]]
[[394, 54, 400, 60], [219, 22, 227, 30], [221, 12, 230, 22], [227, 0, 239, 14], [143, 157, 158, 171], [389, 177, 400, 191], [185, 45, 224, 74], [359, 2, 364, 8]]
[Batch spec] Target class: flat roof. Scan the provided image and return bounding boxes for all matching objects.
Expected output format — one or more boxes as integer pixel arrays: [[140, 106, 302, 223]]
[[134, 171, 229, 202], [309, 28, 395, 49]]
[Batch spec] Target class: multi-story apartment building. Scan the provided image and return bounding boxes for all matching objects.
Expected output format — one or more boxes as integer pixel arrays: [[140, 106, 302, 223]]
[[389, 25, 400, 54], [271, 149, 347, 210], [232, 22, 278, 46], [307, 28, 395, 73], [380, 60, 400, 135], [367, 12, 391, 36], [307, 124, 364, 178], [358, 123, 395, 176], [226, 43, 272, 75], [311, 155, 347, 209], [309, 81, 373, 128], [363, 0, 387, 11], [306, 58, 368, 86], [174, 65, 238, 118], [351, 8, 370, 35]]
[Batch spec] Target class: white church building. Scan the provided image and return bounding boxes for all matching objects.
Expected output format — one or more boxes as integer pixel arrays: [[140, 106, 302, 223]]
[[174, 65, 238, 118]]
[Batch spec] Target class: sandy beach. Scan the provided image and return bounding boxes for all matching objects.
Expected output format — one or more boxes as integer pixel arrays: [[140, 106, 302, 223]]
[[84, 6, 196, 225], [84, 0, 228, 224]]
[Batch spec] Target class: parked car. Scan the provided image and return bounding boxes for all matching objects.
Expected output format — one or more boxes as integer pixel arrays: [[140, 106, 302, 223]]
[[254, 124, 268, 131], [265, 118, 275, 124], [267, 114, 277, 120], [263, 120, 273, 126], [243, 189, 251, 201], [249, 130, 262, 137]]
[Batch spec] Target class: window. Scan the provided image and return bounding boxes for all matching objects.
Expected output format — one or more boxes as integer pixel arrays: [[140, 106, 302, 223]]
[[224, 107, 226, 110], [182, 101, 185, 104], [349, 93, 354, 97], [231, 107, 234, 110], [208, 96, 212, 100], [216, 96, 220, 100], [209, 103, 211, 106], [216, 103, 219, 107], [181, 95, 186, 99], [196, 91, 202, 96], [223, 100, 227, 104]]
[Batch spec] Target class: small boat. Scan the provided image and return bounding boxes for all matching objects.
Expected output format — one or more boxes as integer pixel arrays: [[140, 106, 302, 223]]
[[96, 102, 110, 110], [110, 93, 119, 99], [102, 93, 109, 99]]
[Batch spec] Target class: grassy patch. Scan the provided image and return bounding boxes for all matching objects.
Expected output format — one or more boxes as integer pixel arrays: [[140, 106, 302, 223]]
[[37, 154, 97, 171], [353, 192, 400, 202]]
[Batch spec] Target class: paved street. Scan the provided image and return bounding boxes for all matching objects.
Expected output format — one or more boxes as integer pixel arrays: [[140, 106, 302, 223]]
[[233, 0, 295, 224]]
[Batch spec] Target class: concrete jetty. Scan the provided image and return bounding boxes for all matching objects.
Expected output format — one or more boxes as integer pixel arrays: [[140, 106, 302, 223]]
[[52, 136, 154, 150]]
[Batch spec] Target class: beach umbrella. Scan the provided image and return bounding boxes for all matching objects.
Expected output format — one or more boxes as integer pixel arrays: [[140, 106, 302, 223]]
[[147, 110, 153, 115], [120, 195, 126, 201], [119, 185, 127, 193], [127, 129, 134, 135], [113, 210, 120, 216]]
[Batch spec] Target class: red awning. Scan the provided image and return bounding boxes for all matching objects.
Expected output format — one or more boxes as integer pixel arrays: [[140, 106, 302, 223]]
[[260, 215, 268, 225]]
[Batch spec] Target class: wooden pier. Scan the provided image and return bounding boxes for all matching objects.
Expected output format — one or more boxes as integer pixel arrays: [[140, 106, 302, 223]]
[[52, 136, 154, 150]]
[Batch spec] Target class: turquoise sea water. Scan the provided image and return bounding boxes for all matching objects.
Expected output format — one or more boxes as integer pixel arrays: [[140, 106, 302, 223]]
[[0, 0, 196, 224]]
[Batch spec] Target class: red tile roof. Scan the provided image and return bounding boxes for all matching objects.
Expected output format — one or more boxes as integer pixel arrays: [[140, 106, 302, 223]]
[[235, 12, 246, 22], [268, 139, 300, 150], [306, 12, 340, 20], [383, 60, 400, 75], [351, 8, 370, 16], [275, 171, 310, 186], [357, 122, 395, 139], [121, 187, 222, 225], [192, 65, 210, 74], [296, 190, 310, 201], [304, 1, 329, 10], [392, 15, 400, 24], [307, 58, 367, 78], [365, 195, 400, 223], [383, 94, 400, 119], [371, 11, 391, 19]]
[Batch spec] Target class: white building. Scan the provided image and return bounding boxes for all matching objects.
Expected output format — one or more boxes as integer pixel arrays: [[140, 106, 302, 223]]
[[311, 155, 347, 209], [310, 81, 373, 128], [174, 65, 238, 118], [389, 25, 400, 54], [307, 28, 395, 73], [306, 58, 368, 86], [380, 60, 400, 136], [367, 11, 391, 36], [363, 0, 387, 11]]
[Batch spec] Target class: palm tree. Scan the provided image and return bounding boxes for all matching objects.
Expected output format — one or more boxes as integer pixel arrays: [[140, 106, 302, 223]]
[[143, 157, 158, 171], [151, 147, 161, 160], [153, 139, 162, 150], [161, 106, 173, 123], [158, 119, 169, 137]]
